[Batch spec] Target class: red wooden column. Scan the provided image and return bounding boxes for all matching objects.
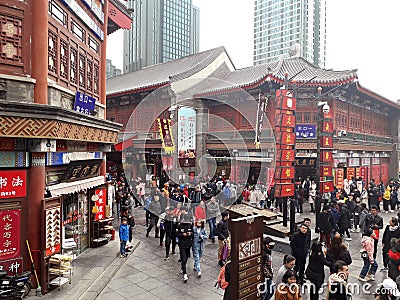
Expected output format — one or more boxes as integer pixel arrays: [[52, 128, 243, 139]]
[[31, 0, 48, 104], [27, 153, 46, 288], [100, 1, 109, 177]]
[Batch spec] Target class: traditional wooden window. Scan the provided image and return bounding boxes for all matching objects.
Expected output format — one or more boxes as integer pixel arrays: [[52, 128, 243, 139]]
[[88, 36, 99, 54], [295, 112, 302, 123], [49, 0, 68, 28], [70, 47, 78, 86], [0, 13, 23, 64], [87, 59, 93, 92], [303, 112, 311, 123], [48, 30, 57, 74], [93, 61, 99, 95], [78, 51, 86, 89], [71, 20, 85, 42], [60, 39, 69, 80]]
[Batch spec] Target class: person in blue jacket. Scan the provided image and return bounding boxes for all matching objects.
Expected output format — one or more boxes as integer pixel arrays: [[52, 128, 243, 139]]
[[119, 217, 130, 257], [192, 220, 207, 277]]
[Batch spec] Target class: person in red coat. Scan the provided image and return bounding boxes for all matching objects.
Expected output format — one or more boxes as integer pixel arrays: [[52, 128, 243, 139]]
[[194, 201, 207, 222]]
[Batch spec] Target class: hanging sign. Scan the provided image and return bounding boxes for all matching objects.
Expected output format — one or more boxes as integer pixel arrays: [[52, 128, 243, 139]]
[[336, 168, 344, 189], [177, 107, 196, 158], [295, 124, 316, 139], [0, 210, 20, 260], [276, 90, 296, 110], [320, 136, 333, 148], [321, 166, 333, 177], [73, 92, 96, 115], [322, 121, 334, 133], [255, 94, 267, 148], [275, 167, 295, 180], [320, 181, 334, 193], [94, 188, 106, 221], [45, 207, 61, 256], [274, 183, 295, 197], [157, 118, 175, 154], [0, 257, 23, 275], [0, 170, 26, 199], [321, 151, 333, 163]]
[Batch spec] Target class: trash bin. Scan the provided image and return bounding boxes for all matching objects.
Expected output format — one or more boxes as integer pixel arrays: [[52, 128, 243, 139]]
[[111, 229, 116, 241]]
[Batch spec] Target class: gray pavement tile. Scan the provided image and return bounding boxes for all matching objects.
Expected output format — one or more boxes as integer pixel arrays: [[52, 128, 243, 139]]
[[81, 266, 104, 280], [98, 286, 113, 296], [149, 284, 181, 298], [165, 293, 196, 300], [135, 277, 165, 291], [106, 277, 132, 291], [113, 264, 137, 279], [141, 266, 172, 277], [96, 291, 127, 300], [127, 291, 161, 300], [115, 284, 147, 298], [124, 269, 152, 284]]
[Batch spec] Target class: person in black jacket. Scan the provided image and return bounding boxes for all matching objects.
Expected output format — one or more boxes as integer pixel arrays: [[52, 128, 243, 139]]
[[318, 204, 334, 247], [338, 203, 352, 241], [306, 242, 331, 300], [176, 213, 193, 282], [363, 206, 384, 258], [290, 223, 308, 284], [382, 217, 400, 270], [164, 206, 178, 260], [216, 211, 230, 266]]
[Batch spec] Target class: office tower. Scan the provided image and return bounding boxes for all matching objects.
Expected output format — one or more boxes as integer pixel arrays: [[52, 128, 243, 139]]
[[253, 0, 326, 67], [123, 0, 200, 73]]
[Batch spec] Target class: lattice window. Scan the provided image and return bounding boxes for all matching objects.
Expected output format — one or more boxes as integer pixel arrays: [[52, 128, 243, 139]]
[[0, 14, 23, 64], [87, 59, 93, 92], [70, 47, 78, 86], [60, 39, 69, 80], [78, 52, 86, 89], [93, 62, 99, 95], [48, 30, 57, 74]]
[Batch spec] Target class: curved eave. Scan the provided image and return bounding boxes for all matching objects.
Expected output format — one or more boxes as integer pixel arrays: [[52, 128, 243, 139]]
[[356, 85, 400, 110], [195, 74, 359, 98], [107, 82, 169, 98]]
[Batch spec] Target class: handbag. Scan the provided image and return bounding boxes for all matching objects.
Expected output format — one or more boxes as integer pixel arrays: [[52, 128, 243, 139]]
[[220, 242, 229, 261], [360, 250, 368, 259]]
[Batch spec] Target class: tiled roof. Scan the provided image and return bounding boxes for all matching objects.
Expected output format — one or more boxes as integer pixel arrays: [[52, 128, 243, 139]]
[[106, 47, 229, 96], [198, 57, 358, 95]]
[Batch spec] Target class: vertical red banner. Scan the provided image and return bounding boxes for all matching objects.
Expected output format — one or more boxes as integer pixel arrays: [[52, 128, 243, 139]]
[[347, 168, 355, 180], [371, 165, 381, 182], [381, 163, 389, 185], [0, 210, 20, 260], [336, 168, 344, 189], [94, 188, 107, 220]]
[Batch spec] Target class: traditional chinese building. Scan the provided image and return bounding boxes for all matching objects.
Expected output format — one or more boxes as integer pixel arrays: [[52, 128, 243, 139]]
[[0, 0, 131, 293], [107, 47, 400, 188]]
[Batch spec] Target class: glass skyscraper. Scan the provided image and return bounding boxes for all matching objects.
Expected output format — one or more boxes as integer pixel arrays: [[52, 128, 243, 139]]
[[123, 0, 199, 73], [253, 0, 326, 67]]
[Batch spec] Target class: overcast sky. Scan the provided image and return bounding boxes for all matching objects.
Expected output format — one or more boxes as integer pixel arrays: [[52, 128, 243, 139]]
[[107, 0, 400, 101]]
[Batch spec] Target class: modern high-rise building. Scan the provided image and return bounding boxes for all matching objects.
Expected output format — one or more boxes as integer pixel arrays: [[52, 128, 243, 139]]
[[253, 0, 327, 67], [123, 0, 200, 73]]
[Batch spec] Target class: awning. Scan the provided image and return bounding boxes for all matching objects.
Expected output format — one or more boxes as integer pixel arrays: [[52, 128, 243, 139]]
[[114, 138, 134, 151], [48, 176, 105, 196]]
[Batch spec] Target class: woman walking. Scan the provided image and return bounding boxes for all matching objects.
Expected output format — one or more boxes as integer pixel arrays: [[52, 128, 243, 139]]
[[192, 220, 207, 277], [275, 255, 296, 286], [358, 228, 378, 281], [305, 242, 331, 300], [326, 233, 352, 273]]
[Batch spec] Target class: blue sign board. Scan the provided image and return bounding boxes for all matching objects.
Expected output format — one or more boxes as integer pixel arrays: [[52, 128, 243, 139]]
[[73, 92, 96, 115], [295, 124, 316, 139]]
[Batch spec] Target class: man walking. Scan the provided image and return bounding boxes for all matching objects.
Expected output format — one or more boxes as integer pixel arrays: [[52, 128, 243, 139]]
[[290, 222, 309, 284], [206, 196, 220, 243], [318, 204, 334, 247], [216, 211, 230, 266]]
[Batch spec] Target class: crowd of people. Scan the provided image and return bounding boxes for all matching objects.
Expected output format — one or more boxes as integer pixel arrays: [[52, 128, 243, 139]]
[[112, 173, 400, 299]]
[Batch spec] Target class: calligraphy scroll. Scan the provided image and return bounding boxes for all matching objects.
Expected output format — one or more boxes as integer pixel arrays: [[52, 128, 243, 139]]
[[255, 94, 267, 149], [157, 118, 175, 154]]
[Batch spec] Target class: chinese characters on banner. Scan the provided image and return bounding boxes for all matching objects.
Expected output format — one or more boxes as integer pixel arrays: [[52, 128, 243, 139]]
[[0, 257, 23, 275], [0, 210, 20, 260], [255, 93, 267, 148], [336, 168, 344, 189], [274, 90, 296, 197], [0, 170, 26, 199], [177, 107, 196, 158], [319, 107, 334, 192], [94, 188, 107, 221], [157, 118, 175, 154]]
